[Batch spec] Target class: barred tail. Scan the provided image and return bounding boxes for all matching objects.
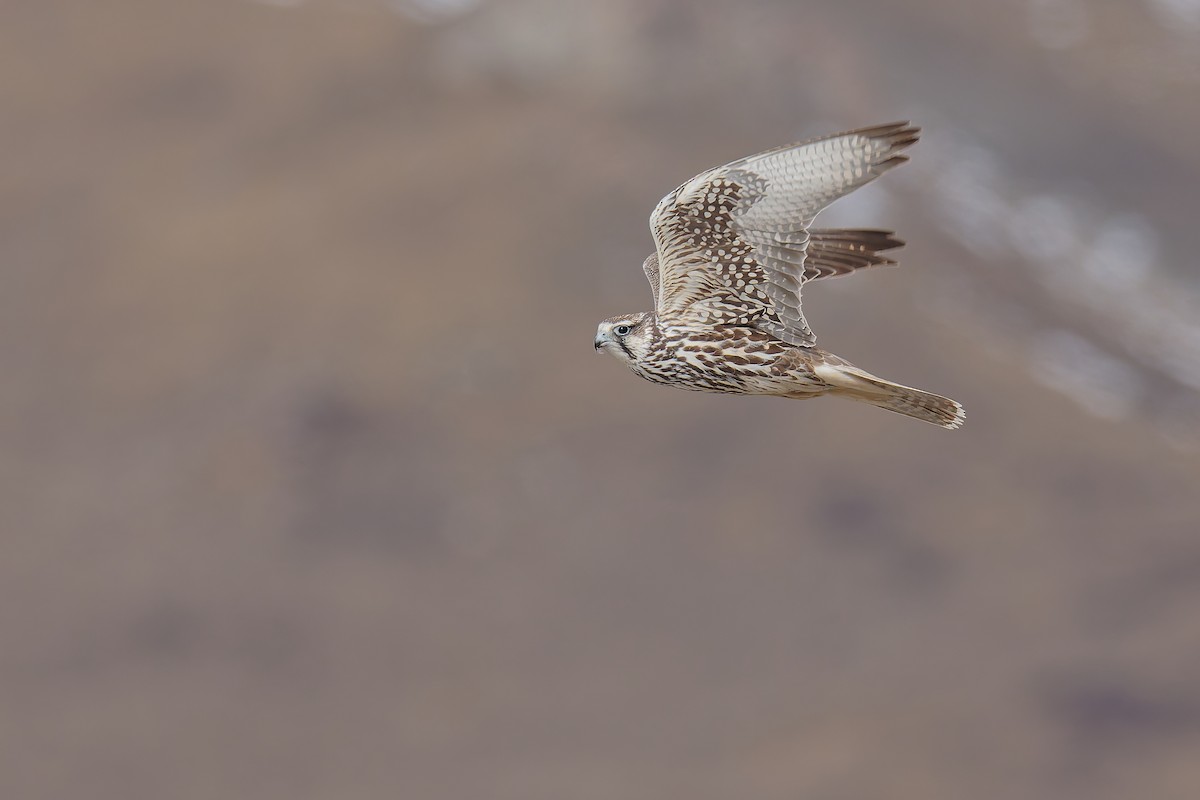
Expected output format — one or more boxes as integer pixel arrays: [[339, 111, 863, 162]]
[[814, 362, 965, 429]]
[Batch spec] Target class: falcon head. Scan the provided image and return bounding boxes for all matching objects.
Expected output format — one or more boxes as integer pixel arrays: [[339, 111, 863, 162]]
[[595, 312, 653, 363]]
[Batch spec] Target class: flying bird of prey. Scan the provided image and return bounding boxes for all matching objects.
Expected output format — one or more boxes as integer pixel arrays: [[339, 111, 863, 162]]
[[594, 122, 964, 429]]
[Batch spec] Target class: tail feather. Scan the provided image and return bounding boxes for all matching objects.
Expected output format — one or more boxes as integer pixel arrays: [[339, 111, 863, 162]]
[[814, 362, 965, 429]]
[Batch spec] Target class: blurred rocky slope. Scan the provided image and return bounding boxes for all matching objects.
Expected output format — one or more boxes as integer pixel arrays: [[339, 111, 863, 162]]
[[2, 1, 1200, 799]]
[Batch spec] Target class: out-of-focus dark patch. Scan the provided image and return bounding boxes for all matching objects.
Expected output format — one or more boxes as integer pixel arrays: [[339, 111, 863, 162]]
[[817, 493, 888, 540], [128, 600, 203, 661], [232, 615, 307, 676], [298, 390, 370, 442], [1079, 540, 1200, 634], [814, 488, 951, 591], [122, 63, 234, 123], [1039, 677, 1200, 745], [1041, 456, 1158, 513], [284, 390, 447, 556]]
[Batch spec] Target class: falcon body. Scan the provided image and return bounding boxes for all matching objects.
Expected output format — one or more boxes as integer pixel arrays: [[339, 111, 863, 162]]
[[598, 313, 826, 396], [595, 122, 964, 428]]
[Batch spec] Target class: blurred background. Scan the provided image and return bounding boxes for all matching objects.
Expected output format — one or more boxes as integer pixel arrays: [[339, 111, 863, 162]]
[[4, 0, 1200, 797]]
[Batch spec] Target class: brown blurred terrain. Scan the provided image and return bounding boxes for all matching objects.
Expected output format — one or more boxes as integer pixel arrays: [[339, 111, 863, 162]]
[[4, 1, 1200, 798]]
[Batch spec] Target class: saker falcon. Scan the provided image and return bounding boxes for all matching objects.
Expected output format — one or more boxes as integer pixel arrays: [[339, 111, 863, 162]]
[[595, 122, 964, 429]]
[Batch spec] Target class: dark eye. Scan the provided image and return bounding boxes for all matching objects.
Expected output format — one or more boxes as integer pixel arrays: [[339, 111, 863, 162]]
[[614, 324, 632, 336]]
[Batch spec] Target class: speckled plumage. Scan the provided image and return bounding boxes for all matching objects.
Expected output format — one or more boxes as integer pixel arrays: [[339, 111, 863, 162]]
[[596, 122, 964, 429]]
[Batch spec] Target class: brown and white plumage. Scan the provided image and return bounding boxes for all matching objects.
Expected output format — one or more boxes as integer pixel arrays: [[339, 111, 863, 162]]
[[596, 122, 964, 429]]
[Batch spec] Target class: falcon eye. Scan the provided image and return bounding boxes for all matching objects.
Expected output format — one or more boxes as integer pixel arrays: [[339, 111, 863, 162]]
[[614, 324, 632, 336]]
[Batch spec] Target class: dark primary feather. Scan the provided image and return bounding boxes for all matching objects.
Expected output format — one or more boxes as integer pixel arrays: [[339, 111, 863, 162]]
[[803, 229, 904, 282]]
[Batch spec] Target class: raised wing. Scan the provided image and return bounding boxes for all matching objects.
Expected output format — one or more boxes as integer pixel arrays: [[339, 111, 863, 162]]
[[648, 122, 918, 346]]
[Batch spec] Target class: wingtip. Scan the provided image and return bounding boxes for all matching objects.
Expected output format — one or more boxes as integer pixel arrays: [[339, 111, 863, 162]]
[[852, 120, 921, 140], [876, 153, 911, 170], [862, 123, 922, 160]]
